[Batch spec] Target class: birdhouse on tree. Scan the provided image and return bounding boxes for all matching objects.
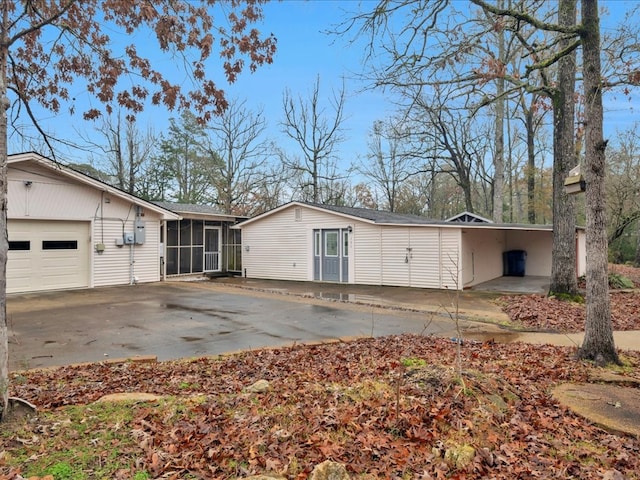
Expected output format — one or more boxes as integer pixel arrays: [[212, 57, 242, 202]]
[[564, 164, 585, 195]]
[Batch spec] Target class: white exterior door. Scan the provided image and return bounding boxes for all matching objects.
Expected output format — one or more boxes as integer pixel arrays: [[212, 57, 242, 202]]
[[7, 220, 91, 293], [204, 227, 221, 272]]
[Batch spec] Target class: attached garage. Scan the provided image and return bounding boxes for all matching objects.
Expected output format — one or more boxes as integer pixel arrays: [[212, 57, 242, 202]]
[[238, 202, 586, 291], [7, 152, 180, 294], [7, 220, 91, 293]]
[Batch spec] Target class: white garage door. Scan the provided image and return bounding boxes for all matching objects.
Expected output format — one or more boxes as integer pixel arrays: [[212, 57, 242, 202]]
[[7, 220, 91, 293]]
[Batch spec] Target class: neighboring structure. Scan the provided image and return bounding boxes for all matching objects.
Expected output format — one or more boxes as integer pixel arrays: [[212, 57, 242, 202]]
[[237, 202, 587, 290], [7, 152, 180, 294], [152, 201, 245, 277]]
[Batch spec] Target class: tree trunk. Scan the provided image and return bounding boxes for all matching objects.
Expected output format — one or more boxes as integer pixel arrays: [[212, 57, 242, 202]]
[[577, 0, 619, 365], [492, 0, 505, 223], [549, 0, 579, 296], [526, 105, 536, 224], [0, 35, 8, 420], [635, 220, 640, 267]]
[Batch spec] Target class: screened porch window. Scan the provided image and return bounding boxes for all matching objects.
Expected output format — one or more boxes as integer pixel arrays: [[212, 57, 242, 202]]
[[166, 219, 206, 275]]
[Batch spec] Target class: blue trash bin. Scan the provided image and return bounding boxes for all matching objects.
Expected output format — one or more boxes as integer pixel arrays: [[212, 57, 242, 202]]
[[503, 250, 527, 276]]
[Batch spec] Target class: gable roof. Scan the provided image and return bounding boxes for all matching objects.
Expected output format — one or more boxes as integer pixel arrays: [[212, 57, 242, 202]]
[[8, 152, 180, 220], [446, 211, 494, 223], [153, 201, 247, 221], [238, 201, 559, 231]]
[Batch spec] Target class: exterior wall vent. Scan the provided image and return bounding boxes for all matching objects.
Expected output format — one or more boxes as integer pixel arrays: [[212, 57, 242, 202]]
[[294, 207, 302, 222]]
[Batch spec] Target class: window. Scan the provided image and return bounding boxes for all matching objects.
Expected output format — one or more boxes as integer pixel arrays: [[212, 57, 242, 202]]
[[9, 241, 30, 251], [167, 221, 179, 246], [180, 220, 192, 246], [192, 220, 204, 246], [314, 231, 320, 256], [166, 248, 178, 275], [325, 231, 338, 257], [43, 240, 77, 250], [343, 230, 349, 257]]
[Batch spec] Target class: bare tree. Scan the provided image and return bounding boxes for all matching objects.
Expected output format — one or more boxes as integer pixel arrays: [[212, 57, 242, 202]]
[[82, 113, 156, 194], [280, 75, 347, 204], [249, 158, 289, 214], [413, 90, 493, 214], [606, 127, 640, 259], [205, 98, 270, 215], [358, 118, 420, 212]]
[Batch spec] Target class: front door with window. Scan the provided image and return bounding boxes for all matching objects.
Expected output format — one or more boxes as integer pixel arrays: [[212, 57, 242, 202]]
[[204, 227, 221, 272], [322, 230, 340, 281], [314, 228, 349, 282]]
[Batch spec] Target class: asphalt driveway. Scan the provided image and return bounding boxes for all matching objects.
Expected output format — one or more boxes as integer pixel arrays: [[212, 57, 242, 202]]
[[7, 280, 507, 371]]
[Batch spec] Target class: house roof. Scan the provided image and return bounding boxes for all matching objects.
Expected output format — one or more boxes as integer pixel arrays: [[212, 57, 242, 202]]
[[8, 152, 181, 220], [311, 203, 447, 225], [238, 201, 562, 231], [152, 201, 247, 221]]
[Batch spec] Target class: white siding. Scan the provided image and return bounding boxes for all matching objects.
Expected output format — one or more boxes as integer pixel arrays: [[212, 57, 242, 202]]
[[93, 218, 161, 286], [440, 229, 461, 289], [461, 229, 506, 287], [241, 204, 558, 290], [242, 205, 315, 280], [380, 228, 410, 286], [9, 160, 165, 291], [241, 204, 469, 289], [408, 229, 442, 288], [351, 223, 382, 285]]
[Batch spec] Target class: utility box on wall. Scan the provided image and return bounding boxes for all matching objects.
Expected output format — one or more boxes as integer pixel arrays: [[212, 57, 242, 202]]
[[134, 219, 145, 244], [124, 232, 135, 244]]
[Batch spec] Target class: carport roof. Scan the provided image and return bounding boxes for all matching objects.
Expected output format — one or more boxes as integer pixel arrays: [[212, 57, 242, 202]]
[[239, 201, 565, 231]]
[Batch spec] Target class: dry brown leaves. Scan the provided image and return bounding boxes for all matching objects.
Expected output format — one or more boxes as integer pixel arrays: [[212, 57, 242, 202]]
[[499, 264, 640, 333], [4, 335, 640, 479]]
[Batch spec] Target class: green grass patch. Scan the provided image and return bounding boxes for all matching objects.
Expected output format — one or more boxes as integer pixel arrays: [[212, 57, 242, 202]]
[[2, 398, 189, 479], [548, 292, 585, 303], [608, 273, 635, 289]]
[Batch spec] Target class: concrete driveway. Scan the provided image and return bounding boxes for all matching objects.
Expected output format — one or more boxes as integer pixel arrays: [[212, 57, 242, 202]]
[[7, 280, 508, 371]]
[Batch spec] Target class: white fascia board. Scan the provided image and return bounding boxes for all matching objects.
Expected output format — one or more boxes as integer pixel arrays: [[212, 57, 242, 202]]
[[236, 201, 377, 228]]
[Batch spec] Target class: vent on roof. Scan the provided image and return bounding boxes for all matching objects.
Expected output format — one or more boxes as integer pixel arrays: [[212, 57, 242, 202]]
[[294, 207, 302, 222]]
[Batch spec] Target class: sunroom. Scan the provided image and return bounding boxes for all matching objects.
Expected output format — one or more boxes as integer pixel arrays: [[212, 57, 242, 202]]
[[154, 202, 245, 277]]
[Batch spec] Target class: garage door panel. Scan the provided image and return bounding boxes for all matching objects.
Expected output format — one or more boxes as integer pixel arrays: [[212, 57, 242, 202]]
[[8, 220, 90, 293]]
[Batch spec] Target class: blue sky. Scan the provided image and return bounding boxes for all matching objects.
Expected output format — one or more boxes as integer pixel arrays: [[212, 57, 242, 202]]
[[9, 0, 640, 169], [18, 0, 389, 168]]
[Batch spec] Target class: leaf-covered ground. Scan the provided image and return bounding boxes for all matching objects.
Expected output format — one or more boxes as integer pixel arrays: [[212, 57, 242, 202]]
[[499, 264, 640, 333], [3, 335, 640, 479]]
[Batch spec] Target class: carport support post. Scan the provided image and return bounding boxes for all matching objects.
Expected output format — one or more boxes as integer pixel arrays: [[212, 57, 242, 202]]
[[0, 38, 9, 420]]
